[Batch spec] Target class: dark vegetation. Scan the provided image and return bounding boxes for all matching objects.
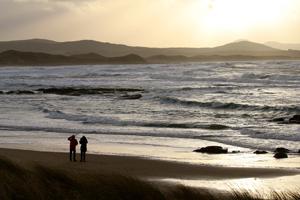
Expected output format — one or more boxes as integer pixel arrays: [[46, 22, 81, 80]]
[[1, 156, 300, 200]]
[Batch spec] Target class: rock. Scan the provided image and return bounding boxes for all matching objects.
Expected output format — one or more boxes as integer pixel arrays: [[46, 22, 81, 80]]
[[16, 90, 35, 94], [37, 87, 144, 96], [274, 152, 288, 159], [231, 150, 240, 154], [194, 146, 228, 154], [5, 90, 35, 95], [274, 147, 290, 153], [289, 115, 300, 124], [0, 91, 3, 94], [120, 93, 142, 100], [253, 150, 268, 154], [298, 149, 300, 154], [271, 117, 285, 122]]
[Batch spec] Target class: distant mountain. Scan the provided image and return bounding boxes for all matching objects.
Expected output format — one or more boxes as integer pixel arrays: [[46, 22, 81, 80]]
[[265, 41, 300, 51], [0, 39, 300, 64], [0, 50, 146, 66], [1, 49, 299, 66], [0, 39, 288, 57]]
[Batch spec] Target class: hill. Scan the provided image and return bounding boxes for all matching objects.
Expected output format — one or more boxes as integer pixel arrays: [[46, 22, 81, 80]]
[[0, 39, 291, 57], [0, 50, 146, 66], [265, 41, 300, 51]]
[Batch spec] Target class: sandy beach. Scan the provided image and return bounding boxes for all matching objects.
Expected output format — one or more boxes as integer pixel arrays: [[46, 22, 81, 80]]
[[0, 148, 298, 180]]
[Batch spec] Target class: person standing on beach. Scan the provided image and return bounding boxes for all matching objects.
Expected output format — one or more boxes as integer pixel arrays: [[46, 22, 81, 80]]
[[79, 136, 88, 162], [68, 135, 78, 162]]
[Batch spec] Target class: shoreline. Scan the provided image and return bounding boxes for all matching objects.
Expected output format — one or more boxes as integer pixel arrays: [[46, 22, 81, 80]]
[[0, 148, 298, 180]]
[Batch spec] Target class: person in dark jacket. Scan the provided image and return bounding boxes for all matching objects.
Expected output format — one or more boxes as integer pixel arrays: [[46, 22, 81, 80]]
[[68, 135, 78, 161], [79, 136, 88, 162]]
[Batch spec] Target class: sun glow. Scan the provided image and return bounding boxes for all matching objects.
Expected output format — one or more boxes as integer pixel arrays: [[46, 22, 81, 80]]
[[199, 0, 292, 33]]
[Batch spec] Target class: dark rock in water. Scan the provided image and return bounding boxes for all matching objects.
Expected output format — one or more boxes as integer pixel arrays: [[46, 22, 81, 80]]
[[5, 91, 15, 94], [231, 150, 240, 154], [37, 87, 144, 96], [271, 117, 285, 122], [272, 115, 300, 124], [289, 115, 300, 124], [6, 90, 35, 95], [298, 149, 300, 154], [274, 147, 290, 153], [0, 91, 3, 94], [274, 152, 288, 159], [17, 90, 35, 94], [120, 93, 142, 100], [194, 146, 228, 154], [254, 150, 268, 154]]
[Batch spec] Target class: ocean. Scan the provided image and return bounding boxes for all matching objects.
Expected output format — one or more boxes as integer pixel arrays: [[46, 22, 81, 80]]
[[0, 60, 299, 168]]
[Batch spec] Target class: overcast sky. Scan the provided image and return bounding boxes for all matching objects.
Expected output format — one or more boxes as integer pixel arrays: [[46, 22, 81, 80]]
[[0, 0, 299, 47]]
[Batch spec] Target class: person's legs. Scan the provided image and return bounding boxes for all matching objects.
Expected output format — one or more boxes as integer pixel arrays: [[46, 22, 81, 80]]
[[80, 150, 83, 162], [69, 149, 72, 161], [83, 151, 86, 162], [73, 150, 76, 161]]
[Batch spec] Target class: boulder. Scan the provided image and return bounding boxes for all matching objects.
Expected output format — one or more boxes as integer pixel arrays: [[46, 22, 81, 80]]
[[253, 150, 268, 154], [298, 149, 300, 154], [289, 115, 300, 124], [274, 152, 288, 159], [194, 146, 228, 154], [231, 150, 240, 154], [274, 147, 290, 153], [0, 91, 3, 94]]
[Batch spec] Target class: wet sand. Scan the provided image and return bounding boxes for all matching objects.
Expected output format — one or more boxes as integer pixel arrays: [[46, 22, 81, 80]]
[[0, 148, 298, 180]]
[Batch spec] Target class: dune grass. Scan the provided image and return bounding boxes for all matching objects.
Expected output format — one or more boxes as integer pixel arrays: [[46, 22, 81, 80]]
[[0, 156, 299, 200]]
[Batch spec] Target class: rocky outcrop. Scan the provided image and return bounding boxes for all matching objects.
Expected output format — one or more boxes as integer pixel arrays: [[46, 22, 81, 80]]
[[274, 152, 288, 159], [289, 115, 300, 124], [37, 87, 144, 96], [271, 115, 300, 124], [5, 90, 35, 95], [274, 147, 290, 154], [253, 150, 268, 154], [194, 146, 228, 154]]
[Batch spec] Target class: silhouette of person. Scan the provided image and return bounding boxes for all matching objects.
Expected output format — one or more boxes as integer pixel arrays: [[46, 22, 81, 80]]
[[68, 135, 78, 162], [79, 136, 88, 162]]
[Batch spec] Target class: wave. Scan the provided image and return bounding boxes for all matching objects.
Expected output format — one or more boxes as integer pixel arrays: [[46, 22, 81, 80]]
[[0, 124, 229, 140], [240, 129, 300, 142], [43, 109, 230, 130], [240, 73, 271, 80], [160, 97, 300, 113]]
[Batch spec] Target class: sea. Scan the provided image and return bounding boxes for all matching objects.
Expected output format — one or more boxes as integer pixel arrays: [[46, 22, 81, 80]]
[[0, 60, 299, 169]]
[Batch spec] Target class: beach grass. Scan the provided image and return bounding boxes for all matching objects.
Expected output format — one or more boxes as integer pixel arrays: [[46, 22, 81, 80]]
[[0, 156, 299, 200]]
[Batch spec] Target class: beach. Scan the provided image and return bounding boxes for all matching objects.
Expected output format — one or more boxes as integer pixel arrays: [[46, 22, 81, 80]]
[[0, 61, 299, 197], [1, 147, 300, 194], [1, 148, 298, 180]]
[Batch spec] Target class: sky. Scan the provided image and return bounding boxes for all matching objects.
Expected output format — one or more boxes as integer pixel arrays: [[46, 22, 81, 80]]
[[0, 0, 299, 47]]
